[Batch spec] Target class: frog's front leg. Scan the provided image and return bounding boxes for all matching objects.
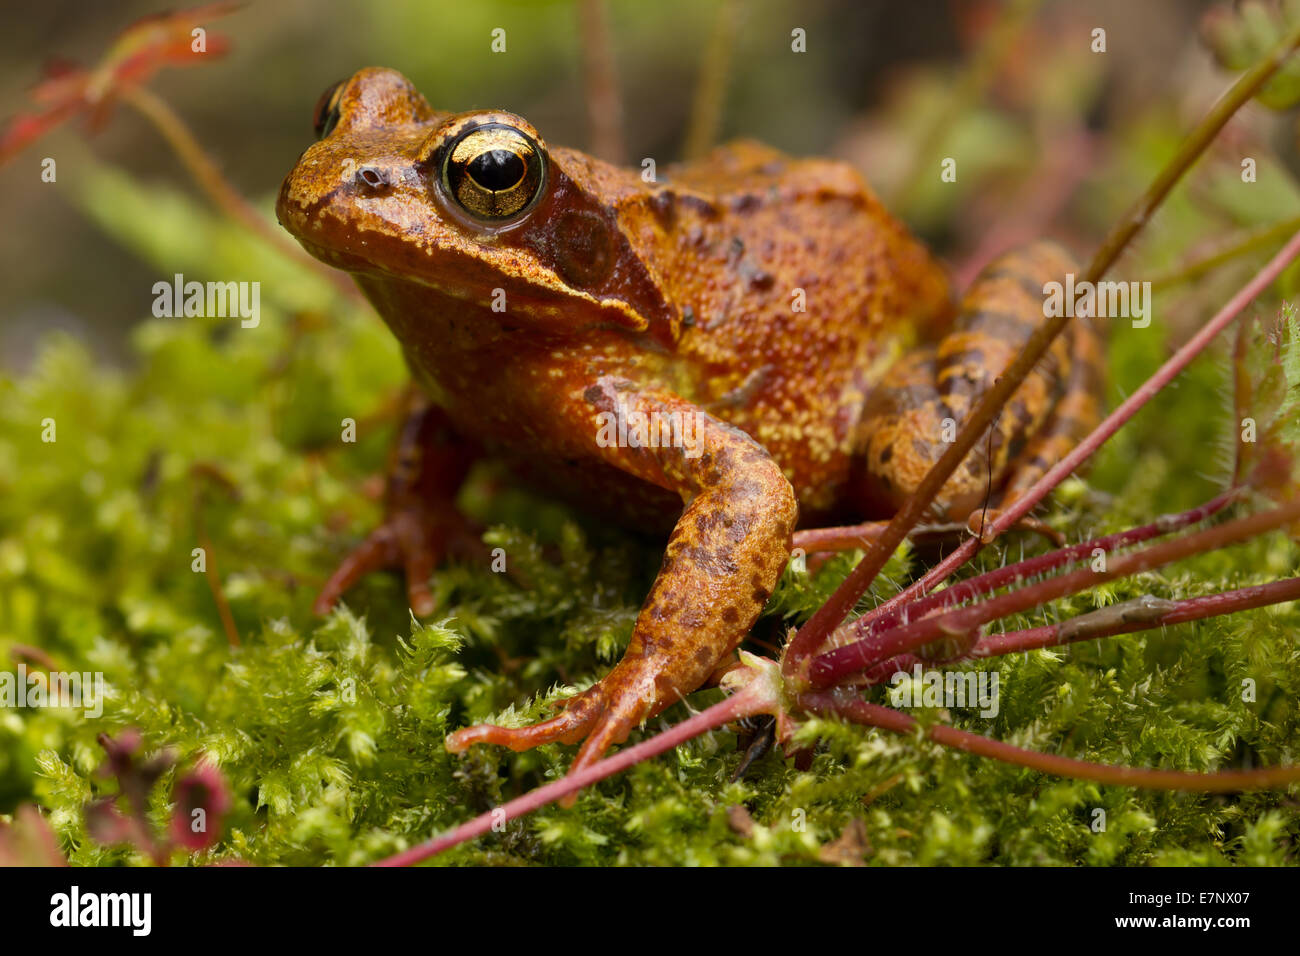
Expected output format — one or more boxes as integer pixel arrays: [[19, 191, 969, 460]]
[[446, 378, 797, 776], [314, 389, 482, 617]]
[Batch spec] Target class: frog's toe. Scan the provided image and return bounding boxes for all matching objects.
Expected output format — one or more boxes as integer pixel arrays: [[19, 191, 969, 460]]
[[448, 656, 690, 807], [446, 672, 657, 760], [445, 687, 603, 754], [446, 680, 661, 808], [313, 523, 410, 616], [568, 702, 647, 775], [313, 503, 483, 618]]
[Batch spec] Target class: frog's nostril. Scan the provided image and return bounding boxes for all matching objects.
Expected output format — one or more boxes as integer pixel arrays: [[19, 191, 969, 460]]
[[355, 166, 389, 192]]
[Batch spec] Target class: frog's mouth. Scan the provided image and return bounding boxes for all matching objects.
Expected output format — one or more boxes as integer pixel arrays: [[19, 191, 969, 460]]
[[284, 226, 662, 348]]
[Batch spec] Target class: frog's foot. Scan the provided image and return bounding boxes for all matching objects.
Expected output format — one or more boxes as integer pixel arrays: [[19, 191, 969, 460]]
[[446, 660, 667, 778], [314, 500, 483, 617]]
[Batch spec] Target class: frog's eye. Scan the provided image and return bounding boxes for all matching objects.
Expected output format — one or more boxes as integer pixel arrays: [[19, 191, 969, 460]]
[[442, 124, 546, 222], [312, 80, 345, 140]]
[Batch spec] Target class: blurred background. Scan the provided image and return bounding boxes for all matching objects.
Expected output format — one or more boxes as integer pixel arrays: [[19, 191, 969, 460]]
[[0, 0, 1271, 371]]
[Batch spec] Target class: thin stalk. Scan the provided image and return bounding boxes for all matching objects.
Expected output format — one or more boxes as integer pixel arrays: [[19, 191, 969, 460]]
[[857, 573, 1300, 683], [191, 467, 240, 648], [578, 0, 626, 164], [1150, 214, 1300, 291], [810, 498, 1300, 688], [782, 22, 1300, 681], [800, 693, 1300, 791], [196, 521, 239, 648], [1085, 20, 1300, 284], [681, 0, 739, 160]]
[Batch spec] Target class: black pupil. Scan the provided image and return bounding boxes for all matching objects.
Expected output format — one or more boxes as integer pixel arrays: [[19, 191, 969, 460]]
[[468, 149, 526, 191]]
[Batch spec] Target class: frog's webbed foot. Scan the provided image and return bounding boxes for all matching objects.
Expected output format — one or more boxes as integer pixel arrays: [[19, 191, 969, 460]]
[[314, 499, 483, 617]]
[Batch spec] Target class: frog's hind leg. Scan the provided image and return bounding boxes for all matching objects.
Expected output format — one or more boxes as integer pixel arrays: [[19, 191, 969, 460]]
[[992, 294, 1105, 514], [847, 241, 1094, 531], [313, 391, 483, 617]]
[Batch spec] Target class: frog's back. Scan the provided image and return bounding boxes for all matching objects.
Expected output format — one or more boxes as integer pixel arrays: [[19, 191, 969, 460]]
[[642, 141, 953, 515]]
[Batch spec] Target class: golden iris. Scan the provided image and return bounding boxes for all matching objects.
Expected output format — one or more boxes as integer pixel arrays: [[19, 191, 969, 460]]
[[442, 125, 545, 221]]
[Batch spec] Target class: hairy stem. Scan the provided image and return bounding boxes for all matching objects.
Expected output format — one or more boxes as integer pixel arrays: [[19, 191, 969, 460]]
[[973, 574, 1300, 658], [810, 498, 1300, 688], [856, 573, 1300, 684], [858, 224, 1300, 633], [858, 489, 1238, 639]]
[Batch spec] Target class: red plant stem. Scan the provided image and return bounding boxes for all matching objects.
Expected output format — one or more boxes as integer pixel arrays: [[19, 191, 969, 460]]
[[191, 468, 241, 647], [858, 574, 1300, 683], [856, 225, 1300, 633], [810, 497, 1300, 688], [859, 489, 1237, 639], [197, 524, 240, 648], [972, 574, 1300, 658], [373, 683, 769, 866], [799, 692, 1300, 791]]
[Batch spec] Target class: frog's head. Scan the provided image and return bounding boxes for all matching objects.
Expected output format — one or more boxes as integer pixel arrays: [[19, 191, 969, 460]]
[[277, 67, 678, 342]]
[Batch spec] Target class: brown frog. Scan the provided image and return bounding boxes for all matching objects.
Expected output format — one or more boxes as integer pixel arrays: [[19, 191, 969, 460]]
[[276, 67, 1103, 778]]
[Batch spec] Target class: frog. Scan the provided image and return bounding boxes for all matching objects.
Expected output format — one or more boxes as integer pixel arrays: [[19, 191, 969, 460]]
[[276, 67, 1104, 779]]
